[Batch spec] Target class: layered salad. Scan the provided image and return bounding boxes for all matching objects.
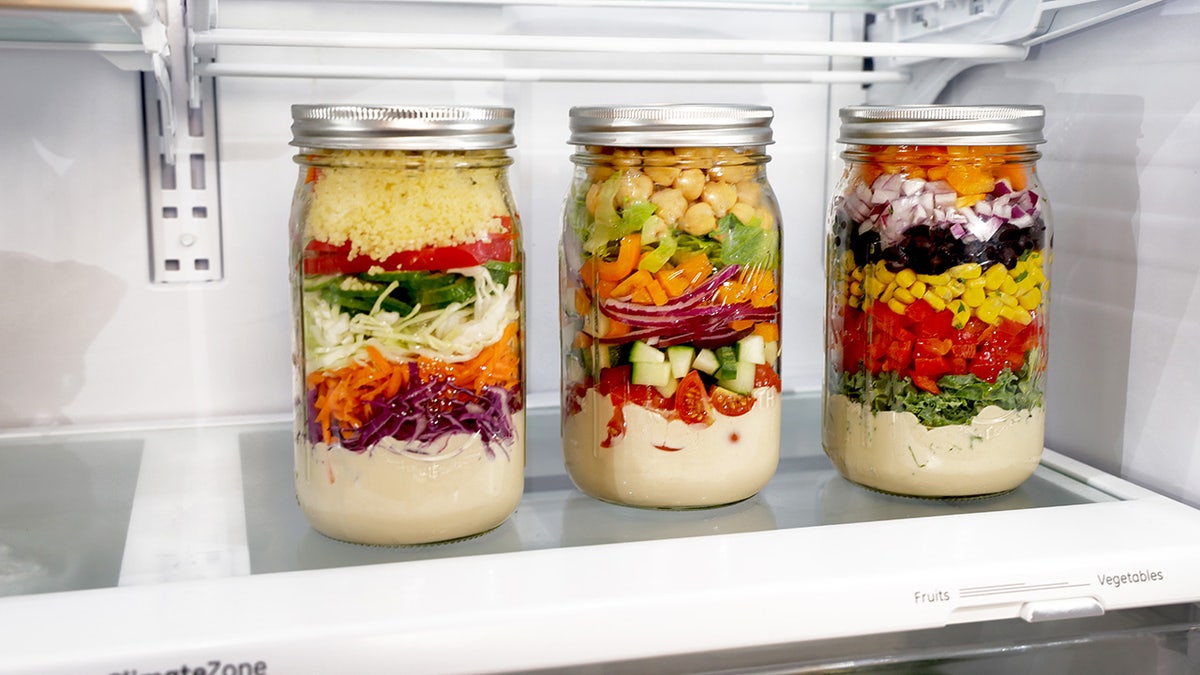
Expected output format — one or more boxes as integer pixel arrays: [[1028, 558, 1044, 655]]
[[824, 145, 1050, 497], [561, 146, 782, 508], [293, 150, 523, 545]]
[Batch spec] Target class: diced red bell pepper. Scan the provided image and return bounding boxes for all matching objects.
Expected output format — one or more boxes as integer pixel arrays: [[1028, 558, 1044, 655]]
[[918, 308, 955, 339], [914, 337, 952, 358], [914, 356, 951, 379], [913, 374, 940, 394], [905, 299, 936, 323], [870, 301, 913, 338], [951, 342, 976, 359], [887, 339, 914, 371], [1006, 350, 1027, 371], [969, 349, 1006, 383]]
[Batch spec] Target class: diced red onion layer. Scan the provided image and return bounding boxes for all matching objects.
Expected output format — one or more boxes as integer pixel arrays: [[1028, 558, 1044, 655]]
[[840, 172, 1043, 243]]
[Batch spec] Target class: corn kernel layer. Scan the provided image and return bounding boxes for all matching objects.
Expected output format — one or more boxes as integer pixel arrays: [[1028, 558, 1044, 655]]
[[835, 251, 1047, 327]]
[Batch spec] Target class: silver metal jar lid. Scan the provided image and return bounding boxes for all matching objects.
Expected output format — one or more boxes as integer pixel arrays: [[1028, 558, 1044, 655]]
[[838, 105, 1045, 146], [568, 104, 774, 147], [290, 104, 515, 150]]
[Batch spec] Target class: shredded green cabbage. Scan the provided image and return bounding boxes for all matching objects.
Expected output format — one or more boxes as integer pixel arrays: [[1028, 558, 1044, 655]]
[[304, 265, 518, 373]]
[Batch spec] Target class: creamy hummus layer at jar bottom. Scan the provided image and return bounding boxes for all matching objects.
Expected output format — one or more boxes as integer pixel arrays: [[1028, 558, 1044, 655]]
[[296, 414, 524, 546], [823, 394, 1043, 497], [564, 388, 780, 508]]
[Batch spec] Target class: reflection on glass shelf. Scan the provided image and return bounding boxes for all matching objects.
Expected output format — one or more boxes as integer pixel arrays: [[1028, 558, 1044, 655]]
[[0, 438, 141, 597], [240, 395, 1115, 576], [0, 394, 1122, 598]]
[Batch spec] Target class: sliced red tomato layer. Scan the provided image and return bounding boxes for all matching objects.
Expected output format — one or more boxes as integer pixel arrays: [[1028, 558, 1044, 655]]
[[303, 216, 515, 275]]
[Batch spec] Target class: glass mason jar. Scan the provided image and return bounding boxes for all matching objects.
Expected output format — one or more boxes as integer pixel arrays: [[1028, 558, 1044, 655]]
[[823, 104, 1052, 498], [289, 105, 525, 545], [560, 104, 783, 509]]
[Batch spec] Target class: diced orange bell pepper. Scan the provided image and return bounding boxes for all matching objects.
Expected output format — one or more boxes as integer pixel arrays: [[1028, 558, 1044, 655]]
[[611, 269, 654, 298], [752, 322, 780, 342], [645, 279, 669, 306], [946, 164, 996, 195], [574, 288, 591, 316], [655, 266, 690, 297], [674, 252, 713, 288], [598, 234, 642, 282], [993, 162, 1029, 191]]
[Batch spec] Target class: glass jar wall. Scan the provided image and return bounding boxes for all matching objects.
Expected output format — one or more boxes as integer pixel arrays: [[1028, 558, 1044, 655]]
[[289, 105, 524, 545], [823, 105, 1052, 498], [560, 104, 783, 509]]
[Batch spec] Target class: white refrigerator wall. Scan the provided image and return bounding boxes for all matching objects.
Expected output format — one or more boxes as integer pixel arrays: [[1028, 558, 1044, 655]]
[[0, 0, 1197, 510], [937, 0, 1200, 507], [0, 5, 844, 422]]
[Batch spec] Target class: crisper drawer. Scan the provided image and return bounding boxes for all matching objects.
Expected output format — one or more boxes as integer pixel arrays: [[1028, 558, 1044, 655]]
[[2, 393, 1200, 674]]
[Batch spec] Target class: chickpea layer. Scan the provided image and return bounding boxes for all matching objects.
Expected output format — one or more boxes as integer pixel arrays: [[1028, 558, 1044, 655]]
[[581, 146, 774, 233]]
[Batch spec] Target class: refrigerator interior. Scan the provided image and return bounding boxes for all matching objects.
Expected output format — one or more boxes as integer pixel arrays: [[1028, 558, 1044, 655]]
[[1, 0, 1199, 671]]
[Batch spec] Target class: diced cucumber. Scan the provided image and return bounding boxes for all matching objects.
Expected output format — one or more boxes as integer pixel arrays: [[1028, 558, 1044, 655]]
[[764, 340, 779, 366], [715, 345, 739, 381], [583, 312, 606, 339], [666, 345, 695, 379], [629, 340, 666, 363], [692, 348, 719, 375], [597, 344, 622, 369], [718, 361, 757, 395], [580, 346, 595, 376], [631, 361, 673, 387], [737, 334, 767, 365], [655, 377, 679, 399]]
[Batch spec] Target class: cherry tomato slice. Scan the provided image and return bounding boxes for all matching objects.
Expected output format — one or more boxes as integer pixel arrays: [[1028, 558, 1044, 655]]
[[675, 371, 712, 425], [753, 364, 782, 391], [709, 387, 754, 417]]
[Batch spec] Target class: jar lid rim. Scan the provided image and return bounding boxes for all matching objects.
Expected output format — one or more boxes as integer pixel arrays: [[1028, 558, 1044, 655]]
[[838, 104, 1046, 145], [290, 104, 515, 150], [568, 104, 774, 147]]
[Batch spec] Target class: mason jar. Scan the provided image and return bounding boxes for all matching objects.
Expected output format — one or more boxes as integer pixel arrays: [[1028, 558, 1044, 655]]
[[823, 104, 1051, 498], [289, 104, 524, 545], [560, 104, 783, 509]]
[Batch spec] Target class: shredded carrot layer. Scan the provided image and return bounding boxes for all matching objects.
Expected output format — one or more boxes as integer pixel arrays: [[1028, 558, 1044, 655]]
[[305, 322, 521, 445], [418, 322, 521, 394]]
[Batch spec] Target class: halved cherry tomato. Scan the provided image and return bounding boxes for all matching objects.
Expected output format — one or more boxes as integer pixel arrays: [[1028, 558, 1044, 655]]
[[629, 384, 672, 412], [710, 387, 754, 417], [303, 217, 514, 275], [754, 363, 782, 391], [675, 371, 711, 425]]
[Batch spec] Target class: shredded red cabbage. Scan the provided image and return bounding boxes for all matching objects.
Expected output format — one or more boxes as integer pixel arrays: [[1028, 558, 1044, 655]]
[[307, 361, 522, 458]]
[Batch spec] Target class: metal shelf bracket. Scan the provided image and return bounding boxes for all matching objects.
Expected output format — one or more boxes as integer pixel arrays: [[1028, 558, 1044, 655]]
[[142, 0, 223, 283]]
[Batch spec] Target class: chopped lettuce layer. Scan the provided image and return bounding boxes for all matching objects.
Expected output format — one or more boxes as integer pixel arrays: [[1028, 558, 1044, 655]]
[[834, 359, 1043, 428]]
